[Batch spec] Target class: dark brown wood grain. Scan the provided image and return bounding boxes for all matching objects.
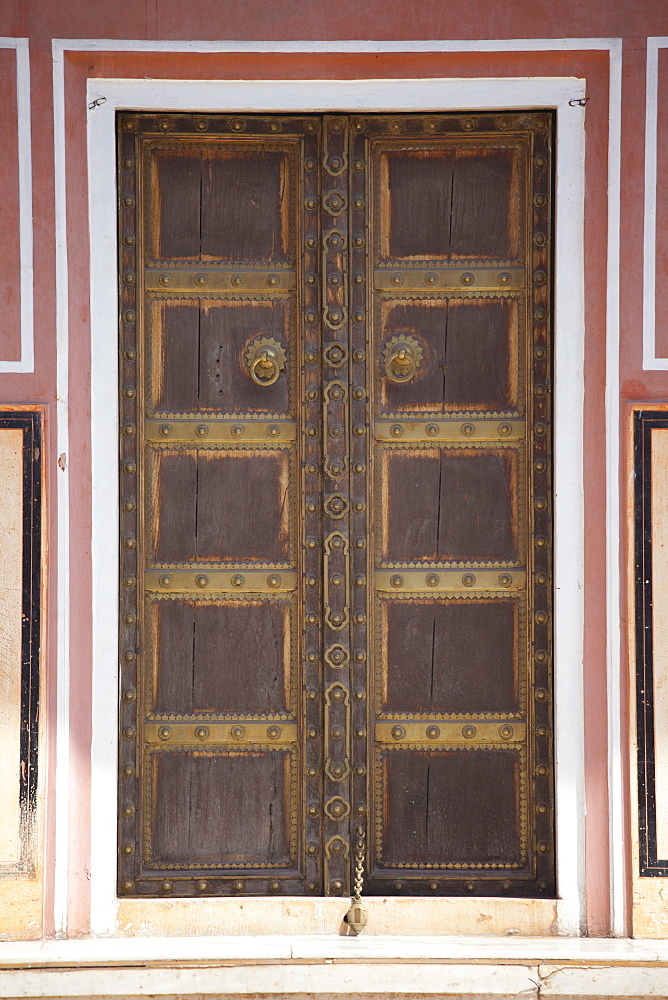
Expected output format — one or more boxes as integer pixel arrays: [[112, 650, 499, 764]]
[[383, 448, 519, 563], [382, 597, 519, 714], [151, 449, 291, 564], [379, 299, 517, 414], [381, 146, 518, 261], [380, 749, 521, 865], [151, 597, 291, 715], [152, 150, 202, 260], [150, 750, 292, 866]]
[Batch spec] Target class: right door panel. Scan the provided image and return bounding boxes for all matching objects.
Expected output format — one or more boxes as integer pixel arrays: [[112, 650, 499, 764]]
[[363, 114, 554, 897]]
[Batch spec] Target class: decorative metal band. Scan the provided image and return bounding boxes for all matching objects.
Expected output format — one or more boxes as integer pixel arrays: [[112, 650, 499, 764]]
[[145, 267, 296, 292], [145, 721, 297, 746], [144, 569, 297, 593], [324, 532, 350, 629], [324, 682, 351, 781], [375, 418, 524, 443], [375, 569, 526, 593], [374, 266, 524, 292], [323, 380, 349, 478], [145, 418, 296, 444], [374, 721, 526, 745]]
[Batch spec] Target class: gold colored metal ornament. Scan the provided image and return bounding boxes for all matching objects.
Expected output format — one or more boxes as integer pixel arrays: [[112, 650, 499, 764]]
[[344, 827, 367, 934], [245, 337, 287, 386], [382, 335, 423, 383]]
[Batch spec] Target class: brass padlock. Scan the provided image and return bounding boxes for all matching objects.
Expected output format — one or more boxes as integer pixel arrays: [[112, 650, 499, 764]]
[[344, 899, 368, 935]]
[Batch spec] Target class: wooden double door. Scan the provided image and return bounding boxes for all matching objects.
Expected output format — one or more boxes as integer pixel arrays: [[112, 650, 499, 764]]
[[117, 111, 554, 899]]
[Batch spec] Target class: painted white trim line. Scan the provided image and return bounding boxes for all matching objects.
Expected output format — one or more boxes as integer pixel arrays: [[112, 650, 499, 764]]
[[0, 37, 34, 374], [643, 38, 668, 370], [52, 39, 71, 939], [87, 75, 586, 938]]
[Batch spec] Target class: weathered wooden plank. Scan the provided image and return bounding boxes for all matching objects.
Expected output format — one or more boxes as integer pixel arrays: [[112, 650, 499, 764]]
[[382, 598, 519, 715]]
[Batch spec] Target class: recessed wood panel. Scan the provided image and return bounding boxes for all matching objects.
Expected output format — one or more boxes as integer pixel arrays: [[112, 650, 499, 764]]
[[148, 750, 292, 866], [381, 446, 520, 563], [150, 448, 292, 565], [149, 597, 293, 715], [378, 298, 519, 414], [379, 146, 520, 261], [149, 298, 293, 416], [379, 748, 522, 866], [381, 597, 520, 715], [150, 145, 293, 263]]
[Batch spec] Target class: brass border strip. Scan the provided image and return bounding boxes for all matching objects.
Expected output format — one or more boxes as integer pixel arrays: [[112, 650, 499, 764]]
[[375, 418, 524, 443], [145, 721, 297, 745], [375, 569, 526, 593], [145, 267, 296, 292], [374, 267, 525, 292], [375, 721, 527, 745], [145, 418, 297, 444], [145, 569, 298, 593]]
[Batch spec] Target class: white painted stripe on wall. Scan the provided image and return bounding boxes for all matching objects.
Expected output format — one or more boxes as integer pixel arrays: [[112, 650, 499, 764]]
[[643, 38, 668, 370], [0, 38, 34, 374], [86, 73, 587, 938], [52, 38, 71, 939]]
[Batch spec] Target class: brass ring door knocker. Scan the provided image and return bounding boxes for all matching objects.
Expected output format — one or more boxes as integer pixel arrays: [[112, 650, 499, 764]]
[[382, 334, 423, 383], [245, 337, 287, 386]]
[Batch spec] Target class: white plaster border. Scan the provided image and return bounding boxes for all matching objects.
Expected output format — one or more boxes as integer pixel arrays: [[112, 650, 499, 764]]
[[48, 36, 624, 945], [84, 74, 586, 939], [643, 37, 668, 370], [0, 37, 34, 374]]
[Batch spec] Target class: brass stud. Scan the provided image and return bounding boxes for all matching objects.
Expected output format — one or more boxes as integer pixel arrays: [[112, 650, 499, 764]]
[[124, 612, 137, 625], [194, 273, 207, 287], [536, 572, 548, 586], [305, 386, 318, 401], [353, 197, 365, 210], [466, 882, 475, 892], [305, 157, 316, 171], [539, 880, 549, 892], [430, 880, 439, 890], [306, 612, 318, 625], [354, 574, 366, 587], [534, 306, 547, 322], [123, 386, 136, 399], [162, 881, 172, 893], [122, 233, 135, 247], [305, 463, 317, 475], [158, 726, 171, 741], [159, 574, 172, 588], [195, 726, 209, 740], [535, 422, 547, 435], [306, 575, 316, 587], [307, 727, 317, 738], [355, 727, 366, 738], [390, 423, 403, 437], [231, 725, 246, 740], [123, 196, 135, 208], [390, 574, 404, 588], [353, 159, 364, 171], [394, 880, 404, 889], [353, 500, 365, 512], [195, 424, 208, 438], [498, 573, 512, 587], [353, 349, 366, 362], [537, 725, 548, 737], [537, 802, 548, 814], [194, 119, 208, 132], [391, 725, 406, 740], [426, 573, 439, 587], [307, 804, 318, 816], [330, 573, 343, 587], [462, 724, 477, 739], [355, 650, 366, 662], [159, 423, 171, 437], [158, 118, 171, 132], [502, 880, 511, 891], [534, 346, 546, 360], [355, 613, 366, 625], [426, 725, 440, 739], [537, 841, 548, 854], [122, 803, 135, 817], [123, 423, 136, 436], [195, 574, 209, 588], [536, 764, 548, 776], [425, 272, 437, 285], [461, 423, 475, 437], [158, 273, 171, 286], [123, 576, 137, 588], [306, 537, 317, 550], [306, 499, 317, 511], [425, 423, 439, 436], [499, 272, 511, 285], [267, 424, 280, 438], [354, 537, 366, 550], [461, 272, 474, 286], [124, 537, 136, 549], [353, 310, 365, 323], [123, 309, 135, 324], [123, 687, 137, 702], [306, 881, 316, 891], [122, 157, 133, 169], [123, 727, 136, 740], [390, 272, 403, 286], [535, 155, 547, 168], [231, 424, 245, 438], [124, 650, 136, 662], [267, 121, 281, 133], [536, 688, 547, 701], [124, 349, 136, 361], [533, 232, 547, 247], [461, 117, 477, 131], [499, 724, 514, 740], [123, 500, 136, 512], [534, 458, 547, 472], [354, 273, 365, 285], [353, 462, 365, 474], [353, 424, 366, 436], [498, 423, 512, 437], [123, 765, 135, 777], [197, 880, 209, 892], [305, 196, 317, 210], [267, 725, 281, 739], [462, 573, 476, 587], [535, 610, 548, 624], [534, 193, 547, 208], [535, 649, 547, 662], [331, 879, 343, 892], [352, 386, 366, 400], [266, 274, 279, 287], [230, 118, 245, 132], [267, 573, 282, 588], [354, 688, 366, 699], [121, 842, 135, 855]]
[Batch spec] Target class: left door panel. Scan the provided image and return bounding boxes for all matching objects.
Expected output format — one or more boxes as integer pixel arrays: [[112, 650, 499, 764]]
[[118, 114, 318, 897]]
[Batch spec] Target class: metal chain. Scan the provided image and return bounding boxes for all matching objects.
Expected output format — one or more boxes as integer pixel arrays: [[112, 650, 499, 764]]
[[352, 826, 365, 902]]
